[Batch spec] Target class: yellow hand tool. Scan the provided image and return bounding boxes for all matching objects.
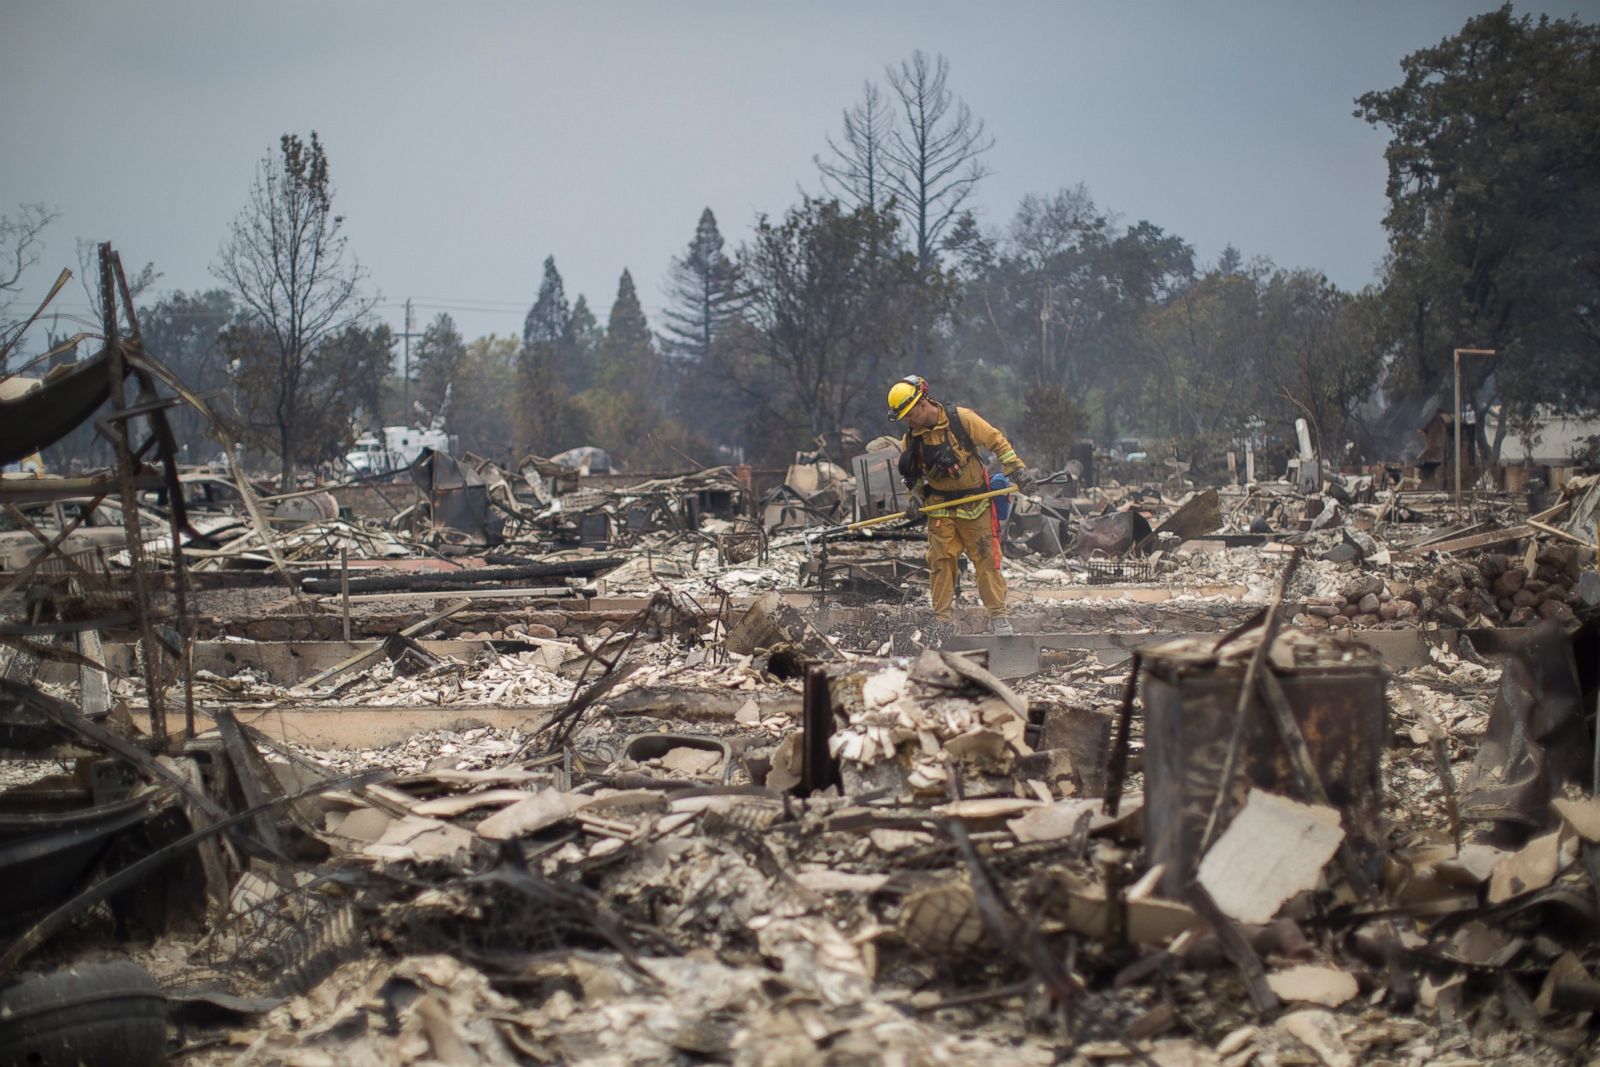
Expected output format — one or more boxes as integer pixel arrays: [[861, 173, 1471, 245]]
[[843, 484, 1019, 533]]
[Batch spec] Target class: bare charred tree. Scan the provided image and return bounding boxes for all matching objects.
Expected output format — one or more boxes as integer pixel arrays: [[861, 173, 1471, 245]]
[[883, 50, 994, 270], [815, 81, 896, 214], [213, 132, 376, 485], [0, 202, 58, 361]]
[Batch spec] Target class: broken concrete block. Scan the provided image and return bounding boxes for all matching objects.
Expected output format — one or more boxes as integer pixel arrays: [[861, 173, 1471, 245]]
[[1552, 796, 1600, 842], [476, 789, 595, 840], [899, 880, 982, 954], [1487, 829, 1568, 904], [1196, 790, 1344, 925], [1007, 798, 1112, 843], [364, 814, 475, 863], [1266, 965, 1359, 1007]]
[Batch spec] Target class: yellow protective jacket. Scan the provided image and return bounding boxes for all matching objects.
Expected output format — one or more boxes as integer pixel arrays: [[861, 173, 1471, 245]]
[[906, 404, 1024, 520]]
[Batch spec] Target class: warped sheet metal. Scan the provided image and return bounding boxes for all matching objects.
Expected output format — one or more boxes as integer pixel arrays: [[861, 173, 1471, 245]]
[[1463, 620, 1592, 839], [0, 349, 131, 465], [409, 448, 491, 544], [1139, 629, 1388, 895]]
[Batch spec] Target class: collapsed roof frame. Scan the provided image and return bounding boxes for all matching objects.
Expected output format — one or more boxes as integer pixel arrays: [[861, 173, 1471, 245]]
[[0, 243, 300, 750]]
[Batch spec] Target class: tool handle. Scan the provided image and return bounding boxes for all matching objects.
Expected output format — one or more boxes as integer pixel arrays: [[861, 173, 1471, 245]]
[[845, 484, 1018, 532]]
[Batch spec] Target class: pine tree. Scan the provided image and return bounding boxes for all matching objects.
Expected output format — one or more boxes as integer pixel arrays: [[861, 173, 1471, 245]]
[[580, 269, 699, 468], [662, 208, 742, 363], [561, 294, 600, 393], [596, 269, 655, 392], [518, 257, 593, 456], [523, 255, 570, 348]]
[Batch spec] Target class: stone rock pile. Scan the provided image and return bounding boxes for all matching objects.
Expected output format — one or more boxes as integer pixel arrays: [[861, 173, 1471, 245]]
[[1295, 544, 1586, 630]]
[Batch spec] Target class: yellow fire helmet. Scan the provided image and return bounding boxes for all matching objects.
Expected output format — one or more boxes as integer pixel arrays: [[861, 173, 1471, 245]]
[[887, 374, 929, 421]]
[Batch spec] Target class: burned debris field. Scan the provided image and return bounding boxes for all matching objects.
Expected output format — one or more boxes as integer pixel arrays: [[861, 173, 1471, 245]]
[[4, 5, 1600, 1065], [0, 250, 1591, 1066]]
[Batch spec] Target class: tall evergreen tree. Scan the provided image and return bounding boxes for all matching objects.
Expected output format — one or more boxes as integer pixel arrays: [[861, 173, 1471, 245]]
[[596, 269, 655, 391], [662, 208, 742, 363], [518, 256, 592, 456], [523, 255, 570, 348], [562, 293, 600, 393], [580, 269, 693, 467]]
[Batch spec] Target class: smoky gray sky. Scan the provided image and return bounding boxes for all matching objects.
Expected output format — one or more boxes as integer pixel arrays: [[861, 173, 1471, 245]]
[[3, 0, 1595, 355]]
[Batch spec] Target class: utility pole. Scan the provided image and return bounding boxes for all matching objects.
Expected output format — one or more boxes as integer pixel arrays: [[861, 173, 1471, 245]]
[[402, 298, 413, 420], [395, 298, 422, 426]]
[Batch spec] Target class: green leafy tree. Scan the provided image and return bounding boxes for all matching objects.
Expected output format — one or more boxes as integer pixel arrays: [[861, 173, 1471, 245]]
[[226, 320, 392, 476], [718, 198, 945, 459], [516, 340, 592, 458], [212, 132, 377, 484], [1258, 273, 1385, 465], [579, 269, 694, 467], [137, 289, 239, 460], [947, 186, 1192, 450], [1357, 6, 1600, 454], [454, 334, 523, 463]]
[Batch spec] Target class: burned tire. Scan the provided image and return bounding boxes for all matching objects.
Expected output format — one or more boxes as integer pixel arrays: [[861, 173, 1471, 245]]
[[0, 961, 166, 1066]]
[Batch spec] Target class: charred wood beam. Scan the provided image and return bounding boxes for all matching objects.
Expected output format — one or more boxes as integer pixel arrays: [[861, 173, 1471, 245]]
[[1183, 881, 1279, 1014], [1102, 652, 1141, 817], [100, 245, 166, 746], [299, 558, 624, 596]]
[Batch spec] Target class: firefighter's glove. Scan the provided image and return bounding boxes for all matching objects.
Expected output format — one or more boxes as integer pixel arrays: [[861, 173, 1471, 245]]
[[1011, 467, 1038, 494], [903, 494, 925, 522]]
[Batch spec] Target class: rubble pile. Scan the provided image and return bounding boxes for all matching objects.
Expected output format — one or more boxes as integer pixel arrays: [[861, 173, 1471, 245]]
[[2, 270, 1600, 1064], [122, 619, 1593, 1067]]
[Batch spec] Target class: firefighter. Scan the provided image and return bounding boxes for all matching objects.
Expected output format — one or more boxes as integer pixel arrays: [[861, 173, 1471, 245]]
[[887, 374, 1036, 636]]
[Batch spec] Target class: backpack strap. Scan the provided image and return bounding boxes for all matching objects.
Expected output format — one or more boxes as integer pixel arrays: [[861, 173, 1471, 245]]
[[946, 406, 978, 459]]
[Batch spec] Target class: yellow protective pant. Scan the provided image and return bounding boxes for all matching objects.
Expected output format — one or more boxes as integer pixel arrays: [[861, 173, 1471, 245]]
[[926, 511, 1007, 621]]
